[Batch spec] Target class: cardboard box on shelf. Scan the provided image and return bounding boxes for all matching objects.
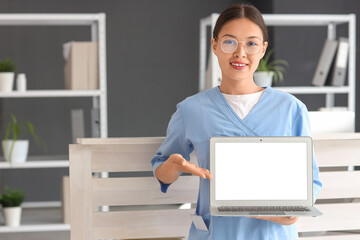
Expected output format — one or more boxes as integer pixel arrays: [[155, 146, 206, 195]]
[[64, 42, 99, 90]]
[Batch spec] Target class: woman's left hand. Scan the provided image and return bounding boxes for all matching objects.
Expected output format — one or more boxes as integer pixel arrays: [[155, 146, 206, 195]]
[[247, 216, 299, 225]]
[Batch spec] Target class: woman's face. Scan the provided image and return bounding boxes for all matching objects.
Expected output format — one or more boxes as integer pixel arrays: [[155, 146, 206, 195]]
[[212, 18, 268, 84]]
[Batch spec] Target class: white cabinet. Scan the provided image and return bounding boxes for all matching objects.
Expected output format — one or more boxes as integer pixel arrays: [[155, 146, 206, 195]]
[[199, 14, 356, 113], [0, 13, 107, 233]]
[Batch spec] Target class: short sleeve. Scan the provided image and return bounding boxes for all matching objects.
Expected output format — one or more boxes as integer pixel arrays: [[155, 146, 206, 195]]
[[292, 105, 322, 202], [151, 104, 193, 193]]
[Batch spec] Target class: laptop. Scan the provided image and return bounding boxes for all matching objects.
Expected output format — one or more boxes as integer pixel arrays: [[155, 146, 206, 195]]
[[209, 136, 322, 217]]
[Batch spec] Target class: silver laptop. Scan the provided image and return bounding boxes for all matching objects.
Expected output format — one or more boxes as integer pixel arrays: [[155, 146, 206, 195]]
[[209, 136, 322, 217]]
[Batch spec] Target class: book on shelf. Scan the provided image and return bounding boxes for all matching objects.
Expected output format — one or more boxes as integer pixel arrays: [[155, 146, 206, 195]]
[[63, 41, 99, 90], [329, 37, 349, 86], [71, 109, 85, 144], [311, 39, 338, 86]]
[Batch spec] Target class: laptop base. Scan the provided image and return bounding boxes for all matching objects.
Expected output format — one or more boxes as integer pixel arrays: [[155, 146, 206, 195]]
[[210, 207, 323, 217]]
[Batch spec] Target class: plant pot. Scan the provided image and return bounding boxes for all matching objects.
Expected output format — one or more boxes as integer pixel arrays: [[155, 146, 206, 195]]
[[0, 72, 15, 92], [3, 206, 22, 227], [254, 71, 274, 87], [2, 140, 29, 163]]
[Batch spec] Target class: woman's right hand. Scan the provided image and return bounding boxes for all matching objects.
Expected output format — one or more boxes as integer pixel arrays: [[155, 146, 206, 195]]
[[155, 153, 213, 184]]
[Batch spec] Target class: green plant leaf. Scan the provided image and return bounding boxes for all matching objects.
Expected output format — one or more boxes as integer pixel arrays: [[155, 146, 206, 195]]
[[0, 58, 16, 72], [0, 186, 25, 207], [255, 48, 288, 84], [3, 113, 47, 163]]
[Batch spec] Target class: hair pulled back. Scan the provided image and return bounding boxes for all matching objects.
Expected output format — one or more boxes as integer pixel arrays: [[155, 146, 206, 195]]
[[213, 4, 268, 42]]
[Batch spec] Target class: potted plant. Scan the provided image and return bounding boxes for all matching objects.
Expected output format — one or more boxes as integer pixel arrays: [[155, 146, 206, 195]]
[[2, 113, 46, 164], [0, 186, 25, 227], [254, 49, 289, 87], [0, 58, 16, 92]]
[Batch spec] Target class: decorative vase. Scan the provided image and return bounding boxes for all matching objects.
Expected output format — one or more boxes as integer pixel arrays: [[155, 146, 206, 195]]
[[16, 73, 27, 91], [254, 71, 274, 87], [0, 72, 15, 92], [3, 206, 22, 227], [2, 140, 29, 163]]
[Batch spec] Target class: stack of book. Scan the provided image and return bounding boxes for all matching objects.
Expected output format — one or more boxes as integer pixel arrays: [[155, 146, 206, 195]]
[[311, 37, 349, 86]]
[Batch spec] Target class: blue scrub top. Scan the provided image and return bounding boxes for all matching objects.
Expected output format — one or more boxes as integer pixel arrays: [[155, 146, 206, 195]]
[[151, 86, 322, 240]]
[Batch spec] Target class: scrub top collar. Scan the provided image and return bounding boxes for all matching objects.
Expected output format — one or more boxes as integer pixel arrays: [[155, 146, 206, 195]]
[[211, 86, 271, 136]]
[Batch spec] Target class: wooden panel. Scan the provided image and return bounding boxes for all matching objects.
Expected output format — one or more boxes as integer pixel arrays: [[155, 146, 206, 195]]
[[299, 235, 360, 240], [314, 139, 360, 167], [77, 136, 165, 145], [69, 144, 93, 240], [92, 176, 199, 207], [62, 176, 70, 224], [317, 171, 360, 199], [297, 203, 360, 232], [90, 143, 162, 172], [90, 143, 197, 172], [92, 209, 194, 239], [313, 133, 360, 141]]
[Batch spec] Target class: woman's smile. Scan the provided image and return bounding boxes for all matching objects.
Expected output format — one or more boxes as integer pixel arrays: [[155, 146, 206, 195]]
[[230, 61, 248, 70]]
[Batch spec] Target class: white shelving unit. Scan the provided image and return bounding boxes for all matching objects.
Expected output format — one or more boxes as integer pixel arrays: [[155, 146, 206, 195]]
[[199, 14, 356, 112], [0, 90, 102, 98], [0, 13, 107, 233]]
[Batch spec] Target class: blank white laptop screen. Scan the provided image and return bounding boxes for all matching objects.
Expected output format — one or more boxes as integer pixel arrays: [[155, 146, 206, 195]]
[[215, 142, 308, 201]]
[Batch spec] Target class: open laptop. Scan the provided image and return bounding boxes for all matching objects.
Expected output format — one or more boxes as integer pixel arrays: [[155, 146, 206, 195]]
[[209, 136, 322, 217]]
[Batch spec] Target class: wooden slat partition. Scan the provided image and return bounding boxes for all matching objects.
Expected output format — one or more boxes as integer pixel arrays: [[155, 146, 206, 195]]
[[70, 137, 197, 240], [77, 136, 165, 145], [299, 235, 360, 240], [70, 134, 360, 240], [297, 203, 360, 232], [92, 176, 199, 207], [316, 171, 360, 199], [314, 139, 360, 167], [298, 133, 360, 239], [92, 209, 193, 239]]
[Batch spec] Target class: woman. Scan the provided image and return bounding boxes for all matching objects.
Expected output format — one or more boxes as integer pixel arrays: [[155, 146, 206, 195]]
[[151, 3, 322, 239]]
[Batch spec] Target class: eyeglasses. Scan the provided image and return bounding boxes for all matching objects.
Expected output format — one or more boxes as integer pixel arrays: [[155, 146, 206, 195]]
[[217, 37, 264, 55]]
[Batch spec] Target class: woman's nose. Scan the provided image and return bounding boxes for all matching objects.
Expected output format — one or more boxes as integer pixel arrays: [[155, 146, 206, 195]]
[[234, 43, 247, 58]]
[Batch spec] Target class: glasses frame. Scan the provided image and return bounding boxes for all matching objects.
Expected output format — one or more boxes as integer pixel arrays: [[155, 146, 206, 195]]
[[215, 37, 266, 55]]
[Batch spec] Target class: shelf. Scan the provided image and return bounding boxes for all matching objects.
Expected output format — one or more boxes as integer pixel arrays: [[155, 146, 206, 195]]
[[263, 14, 354, 26], [0, 13, 108, 234], [0, 161, 68, 169], [203, 14, 354, 26], [273, 86, 350, 94], [0, 89, 102, 98], [0, 208, 69, 233], [0, 155, 69, 169], [0, 224, 70, 233], [0, 13, 104, 26]]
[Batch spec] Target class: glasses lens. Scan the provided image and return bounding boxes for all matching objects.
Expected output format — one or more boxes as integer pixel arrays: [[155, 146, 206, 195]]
[[220, 38, 262, 55], [243, 40, 262, 55], [221, 38, 238, 53]]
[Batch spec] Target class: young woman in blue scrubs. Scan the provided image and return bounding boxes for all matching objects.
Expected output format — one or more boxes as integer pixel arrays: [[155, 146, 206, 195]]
[[151, 3, 322, 239]]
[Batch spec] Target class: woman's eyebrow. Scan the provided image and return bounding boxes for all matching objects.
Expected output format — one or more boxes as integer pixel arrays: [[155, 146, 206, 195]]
[[221, 34, 261, 40], [248, 36, 261, 40], [221, 34, 237, 38]]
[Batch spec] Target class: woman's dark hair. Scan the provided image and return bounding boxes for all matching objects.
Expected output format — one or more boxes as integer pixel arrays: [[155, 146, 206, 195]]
[[213, 4, 268, 42]]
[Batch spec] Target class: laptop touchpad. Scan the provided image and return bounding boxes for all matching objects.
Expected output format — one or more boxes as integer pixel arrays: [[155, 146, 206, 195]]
[[249, 212, 286, 215]]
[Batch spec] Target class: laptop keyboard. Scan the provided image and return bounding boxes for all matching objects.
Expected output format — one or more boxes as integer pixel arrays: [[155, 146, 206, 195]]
[[218, 206, 311, 212]]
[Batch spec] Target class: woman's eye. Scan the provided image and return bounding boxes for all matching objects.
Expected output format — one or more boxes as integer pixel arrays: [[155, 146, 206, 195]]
[[247, 41, 258, 46], [224, 39, 236, 45]]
